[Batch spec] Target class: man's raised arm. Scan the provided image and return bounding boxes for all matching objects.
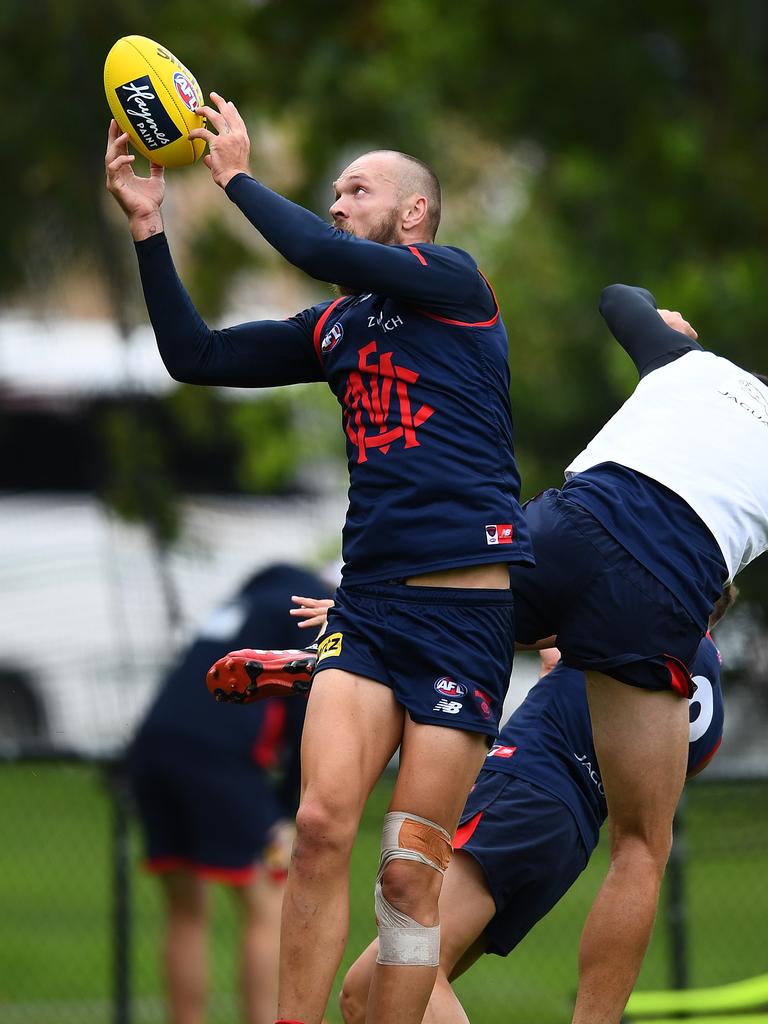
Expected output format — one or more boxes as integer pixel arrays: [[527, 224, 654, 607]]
[[105, 119, 322, 389], [600, 283, 702, 378], [190, 94, 490, 314]]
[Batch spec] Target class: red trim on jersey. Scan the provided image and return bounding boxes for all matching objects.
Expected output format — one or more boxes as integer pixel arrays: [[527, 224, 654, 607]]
[[453, 810, 483, 850], [687, 736, 722, 778], [664, 656, 694, 698], [408, 245, 428, 266], [144, 856, 260, 886], [252, 700, 288, 769], [312, 298, 345, 364], [415, 270, 500, 327]]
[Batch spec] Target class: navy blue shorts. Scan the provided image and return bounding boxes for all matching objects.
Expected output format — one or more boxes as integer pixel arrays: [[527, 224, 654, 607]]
[[454, 772, 590, 957], [509, 489, 702, 696], [130, 735, 285, 884], [313, 582, 515, 738]]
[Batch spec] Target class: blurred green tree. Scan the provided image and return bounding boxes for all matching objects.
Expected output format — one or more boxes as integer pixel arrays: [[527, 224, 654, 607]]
[[1, 0, 767, 615]]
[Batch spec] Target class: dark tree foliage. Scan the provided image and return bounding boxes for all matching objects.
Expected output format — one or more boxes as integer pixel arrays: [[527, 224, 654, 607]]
[[2, 0, 767, 613]]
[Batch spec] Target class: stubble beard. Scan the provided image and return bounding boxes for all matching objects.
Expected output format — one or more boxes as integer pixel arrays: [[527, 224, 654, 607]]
[[333, 207, 401, 296]]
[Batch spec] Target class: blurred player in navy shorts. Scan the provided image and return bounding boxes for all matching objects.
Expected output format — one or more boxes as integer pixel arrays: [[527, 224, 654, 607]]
[[107, 91, 533, 1024], [507, 289, 768, 1023], [127, 564, 330, 1024], [336, 587, 733, 1024]]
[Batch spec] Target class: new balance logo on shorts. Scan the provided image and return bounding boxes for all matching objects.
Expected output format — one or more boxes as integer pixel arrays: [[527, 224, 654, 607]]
[[433, 699, 463, 715], [485, 523, 514, 545], [488, 744, 517, 759]]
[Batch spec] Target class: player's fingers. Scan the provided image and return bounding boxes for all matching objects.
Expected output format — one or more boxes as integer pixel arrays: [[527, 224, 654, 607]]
[[196, 104, 224, 129], [209, 91, 231, 114], [107, 154, 135, 174], [149, 162, 165, 179], [188, 126, 217, 143], [297, 613, 326, 629], [105, 129, 129, 164], [203, 154, 212, 170], [225, 98, 246, 129]]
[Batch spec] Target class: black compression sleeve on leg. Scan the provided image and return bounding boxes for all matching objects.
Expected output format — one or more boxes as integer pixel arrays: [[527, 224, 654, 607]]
[[599, 283, 703, 378]]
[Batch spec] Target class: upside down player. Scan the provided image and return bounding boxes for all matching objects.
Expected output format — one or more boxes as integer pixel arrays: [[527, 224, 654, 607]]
[[105, 92, 533, 1024], [505, 288, 768, 1023]]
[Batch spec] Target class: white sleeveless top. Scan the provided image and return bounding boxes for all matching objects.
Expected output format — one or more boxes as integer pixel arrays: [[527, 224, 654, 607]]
[[566, 350, 768, 580]]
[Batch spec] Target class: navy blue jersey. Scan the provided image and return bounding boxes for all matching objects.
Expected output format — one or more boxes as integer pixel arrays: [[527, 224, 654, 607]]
[[481, 635, 724, 851], [129, 564, 331, 815], [292, 277, 532, 583], [134, 175, 533, 583]]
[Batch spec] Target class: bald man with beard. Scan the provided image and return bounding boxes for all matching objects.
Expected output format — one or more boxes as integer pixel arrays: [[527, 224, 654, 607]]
[[106, 94, 533, 1024]]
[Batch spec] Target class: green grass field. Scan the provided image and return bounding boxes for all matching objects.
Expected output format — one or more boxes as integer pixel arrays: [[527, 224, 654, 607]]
[[0, 764, 766, 1023]]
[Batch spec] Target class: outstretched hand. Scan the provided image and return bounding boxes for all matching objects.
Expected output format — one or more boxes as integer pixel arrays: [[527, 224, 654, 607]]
[[189, 92, 251, 189], [290, 595, 335, 630], [658, 308, 698, 341], [104, 119, 165, 240]]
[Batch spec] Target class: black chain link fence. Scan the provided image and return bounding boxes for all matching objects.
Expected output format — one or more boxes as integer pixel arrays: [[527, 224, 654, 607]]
[[0, 754, 766, 1024]]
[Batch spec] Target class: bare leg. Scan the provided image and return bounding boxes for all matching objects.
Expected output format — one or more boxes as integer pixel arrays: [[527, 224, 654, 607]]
[[277, 670, 404, 1024], [366, 721, 488, 1024], [161, 870, 208, 1024], [572, 672, 689, 1024], [340, 850, 491, 1024], [234, 870, 285, 1024]]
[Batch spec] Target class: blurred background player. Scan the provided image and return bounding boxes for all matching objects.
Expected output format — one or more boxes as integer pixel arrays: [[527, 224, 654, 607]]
[[127, 563, 331, 1024], [336, 587, 733, 1023]]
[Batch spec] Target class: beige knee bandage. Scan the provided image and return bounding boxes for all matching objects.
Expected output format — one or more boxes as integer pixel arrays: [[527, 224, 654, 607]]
[[374, 811, 453, 967]]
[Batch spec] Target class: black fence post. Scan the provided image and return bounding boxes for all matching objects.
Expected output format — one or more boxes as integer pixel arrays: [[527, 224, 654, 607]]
[[666, 791, 689, 990], [109, 758, 133, 1024]]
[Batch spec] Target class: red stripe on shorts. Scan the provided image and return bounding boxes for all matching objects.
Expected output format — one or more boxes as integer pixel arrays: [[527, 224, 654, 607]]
[[665, 656, 694, 698], [453, 810, 483, 850]]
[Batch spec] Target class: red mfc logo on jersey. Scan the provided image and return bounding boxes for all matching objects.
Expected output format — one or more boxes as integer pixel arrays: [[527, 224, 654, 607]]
[[344, 341, 435, 463]]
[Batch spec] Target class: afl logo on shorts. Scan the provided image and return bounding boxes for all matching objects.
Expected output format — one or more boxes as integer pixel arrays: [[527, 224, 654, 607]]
[[173, 72, 199, 111], [433, 676, 467, 698], [321, 322, 344, 354]]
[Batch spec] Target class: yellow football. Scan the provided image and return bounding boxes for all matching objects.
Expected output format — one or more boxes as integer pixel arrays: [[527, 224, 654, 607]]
[[104, 35, 206, 167]]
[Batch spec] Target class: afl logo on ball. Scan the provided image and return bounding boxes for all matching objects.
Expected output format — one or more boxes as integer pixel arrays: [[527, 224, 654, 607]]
[[173, 72, 199, 111], [434, 677, 467, 698], [321, 322, 344, 353]]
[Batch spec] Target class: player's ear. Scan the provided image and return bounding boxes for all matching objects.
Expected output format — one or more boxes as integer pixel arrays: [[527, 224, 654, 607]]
[[402, 194, 428, 232]]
